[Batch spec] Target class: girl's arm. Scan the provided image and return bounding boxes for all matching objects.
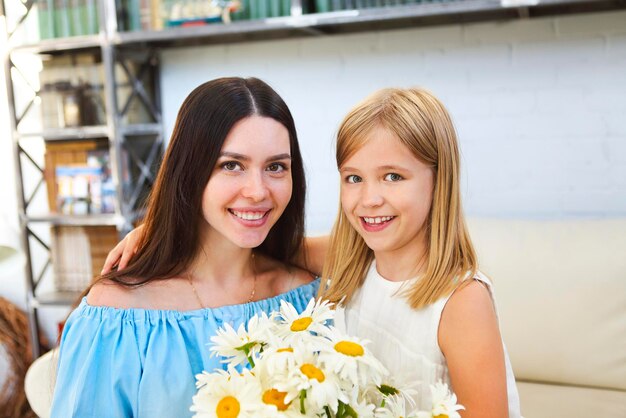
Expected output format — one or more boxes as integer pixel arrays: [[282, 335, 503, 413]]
[[101, 225, 330, 277], [438, 281, 509, 418], [293, 235, 329, 277]]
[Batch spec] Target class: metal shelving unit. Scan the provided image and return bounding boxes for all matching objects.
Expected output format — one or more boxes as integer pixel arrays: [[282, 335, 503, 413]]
[[2, 0, 625, 359], [2, 0, 164, 358]]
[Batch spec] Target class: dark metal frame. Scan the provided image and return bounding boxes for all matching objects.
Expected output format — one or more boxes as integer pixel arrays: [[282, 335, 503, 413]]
[[2, 0, 164, 358]]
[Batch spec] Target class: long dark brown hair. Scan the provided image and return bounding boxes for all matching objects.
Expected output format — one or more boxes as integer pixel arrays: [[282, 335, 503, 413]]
[[99, 77, 306, 287]]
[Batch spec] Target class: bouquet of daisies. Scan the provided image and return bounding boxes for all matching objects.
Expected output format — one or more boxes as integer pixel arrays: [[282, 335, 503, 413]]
[[191, 298, 463, 418]]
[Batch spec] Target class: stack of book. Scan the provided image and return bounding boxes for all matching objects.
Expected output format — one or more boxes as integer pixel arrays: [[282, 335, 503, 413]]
[[38, 0, 100, 39], [51, 225, 120, 292], [313, 0, 449, 13], [44, 140, 116, 216]]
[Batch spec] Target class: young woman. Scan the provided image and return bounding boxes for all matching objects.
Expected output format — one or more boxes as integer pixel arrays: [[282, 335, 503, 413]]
[[50, 77, 319, 418]]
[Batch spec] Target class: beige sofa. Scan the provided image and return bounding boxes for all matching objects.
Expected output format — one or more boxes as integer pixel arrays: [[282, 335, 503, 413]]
[[468, 218, 626, 418]]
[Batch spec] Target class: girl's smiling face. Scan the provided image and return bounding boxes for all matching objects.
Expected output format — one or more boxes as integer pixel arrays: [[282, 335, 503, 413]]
[[201, 116, 293, 250], [339, 126, 434, 258]]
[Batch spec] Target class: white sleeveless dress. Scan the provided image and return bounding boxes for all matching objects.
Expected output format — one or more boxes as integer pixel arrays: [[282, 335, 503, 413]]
[[334, 261, 522, 417]]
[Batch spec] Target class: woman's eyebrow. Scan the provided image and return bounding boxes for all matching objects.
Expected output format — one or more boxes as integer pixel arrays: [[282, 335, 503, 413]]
[[266, 153, 291, 162], [219, 152, 291, 162]]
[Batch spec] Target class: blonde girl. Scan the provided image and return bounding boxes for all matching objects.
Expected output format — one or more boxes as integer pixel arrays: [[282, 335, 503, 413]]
[[103, 87, 521, 417], [320, 87, 521, 418]]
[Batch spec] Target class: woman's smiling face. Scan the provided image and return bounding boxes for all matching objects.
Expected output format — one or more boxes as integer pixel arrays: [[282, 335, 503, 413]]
[[201, 116, 293, 249]]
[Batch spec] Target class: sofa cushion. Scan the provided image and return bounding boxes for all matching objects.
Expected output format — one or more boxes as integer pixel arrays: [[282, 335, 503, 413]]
[[516, 381, 626, 418], [467, 218, 626, 391]]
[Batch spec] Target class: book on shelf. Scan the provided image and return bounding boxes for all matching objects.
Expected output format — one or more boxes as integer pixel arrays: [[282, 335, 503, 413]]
[[54, 0, 71, 38], [51, 225, 120, 293], [127, 0, 142, 31], [150, 0, 164, 30], [71, 0, 85, 36], [38, 0, 56, 39], [54, 151, 115, 216], [85, 0, 99, 35], [44, 140, 115, 216]]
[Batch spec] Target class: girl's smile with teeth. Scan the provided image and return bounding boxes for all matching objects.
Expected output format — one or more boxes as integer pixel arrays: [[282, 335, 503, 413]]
[[361, 216, 395, 225]]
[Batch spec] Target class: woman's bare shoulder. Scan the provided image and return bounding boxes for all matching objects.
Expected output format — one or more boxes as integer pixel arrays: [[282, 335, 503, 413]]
[[86, 279, 140, 309], [86, 277, 189, 310]]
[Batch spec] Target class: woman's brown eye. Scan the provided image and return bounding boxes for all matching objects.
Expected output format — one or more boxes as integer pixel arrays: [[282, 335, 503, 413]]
[[222, 161, 239, 171]]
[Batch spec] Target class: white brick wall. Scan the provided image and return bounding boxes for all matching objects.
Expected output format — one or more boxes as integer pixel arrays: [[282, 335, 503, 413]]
[[161, 10, 626, 231]]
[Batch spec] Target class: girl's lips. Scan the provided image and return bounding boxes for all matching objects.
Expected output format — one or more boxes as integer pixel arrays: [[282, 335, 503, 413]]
[[359, 216, 395, 232]]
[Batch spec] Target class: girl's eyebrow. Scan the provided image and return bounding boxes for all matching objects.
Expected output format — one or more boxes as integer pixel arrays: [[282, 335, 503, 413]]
[[340, 164, 408, 172], [378, 165, 409, 171], [219, 152, 291, 162]]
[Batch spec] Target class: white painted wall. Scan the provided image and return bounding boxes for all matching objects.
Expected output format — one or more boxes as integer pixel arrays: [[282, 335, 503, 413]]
[[1, 10, 625, 342], [160, 10, 626, 233]]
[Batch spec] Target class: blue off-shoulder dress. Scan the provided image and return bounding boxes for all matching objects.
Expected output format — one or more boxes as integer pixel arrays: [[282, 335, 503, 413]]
[[50, 278, 320, 418]]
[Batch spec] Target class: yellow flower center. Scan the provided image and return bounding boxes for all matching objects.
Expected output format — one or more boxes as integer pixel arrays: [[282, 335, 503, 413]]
[[277, 347, 294, 353], [290, 317, 313, 331], [434, 415, 449, 418], [300, 363, 325, 382], [216, 396, 240, 418], [334, 340, 364, 357], [262, 388, 290, 411]]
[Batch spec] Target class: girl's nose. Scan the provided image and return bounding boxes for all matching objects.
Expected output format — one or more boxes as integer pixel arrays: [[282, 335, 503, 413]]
[[361, 183, 384, 207]]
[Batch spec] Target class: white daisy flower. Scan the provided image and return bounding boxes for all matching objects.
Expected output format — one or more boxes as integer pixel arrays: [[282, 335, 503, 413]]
[[318, 326, 388, 387], [415, 382, 464, 418], [367, 372, 418, 409], [253, 362, 311, 418], [191, 367, 262, 418], [276, 348, 349, 414], [375, 394, 420, 418], [275, 298, 335, 343], [210, 313, 272, 367], [257, 343, 299, 378]]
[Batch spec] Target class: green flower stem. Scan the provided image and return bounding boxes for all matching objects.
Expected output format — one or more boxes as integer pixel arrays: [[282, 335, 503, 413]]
[[236, 341, 258, 368], [324, 406, 332, 418], [242, 346, 255, 368], [299, 389, 307, 414]]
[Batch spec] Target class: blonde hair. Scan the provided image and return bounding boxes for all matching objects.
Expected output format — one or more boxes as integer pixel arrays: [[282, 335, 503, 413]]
[[320, 88, 477, 310]]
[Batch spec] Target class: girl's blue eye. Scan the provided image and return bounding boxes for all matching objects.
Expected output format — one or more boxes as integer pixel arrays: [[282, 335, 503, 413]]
[[346, 175, 362, 184], [221, 161, 242, 171], [384, 173, 403, 182]]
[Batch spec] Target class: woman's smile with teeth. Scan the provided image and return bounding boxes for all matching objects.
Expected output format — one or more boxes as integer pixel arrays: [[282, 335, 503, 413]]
[[229, 210, 268, 220], [362, 216, 395, 224]]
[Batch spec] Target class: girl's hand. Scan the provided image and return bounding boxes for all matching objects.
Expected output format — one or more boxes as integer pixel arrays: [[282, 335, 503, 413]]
[[101, 225, 144, 274]]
